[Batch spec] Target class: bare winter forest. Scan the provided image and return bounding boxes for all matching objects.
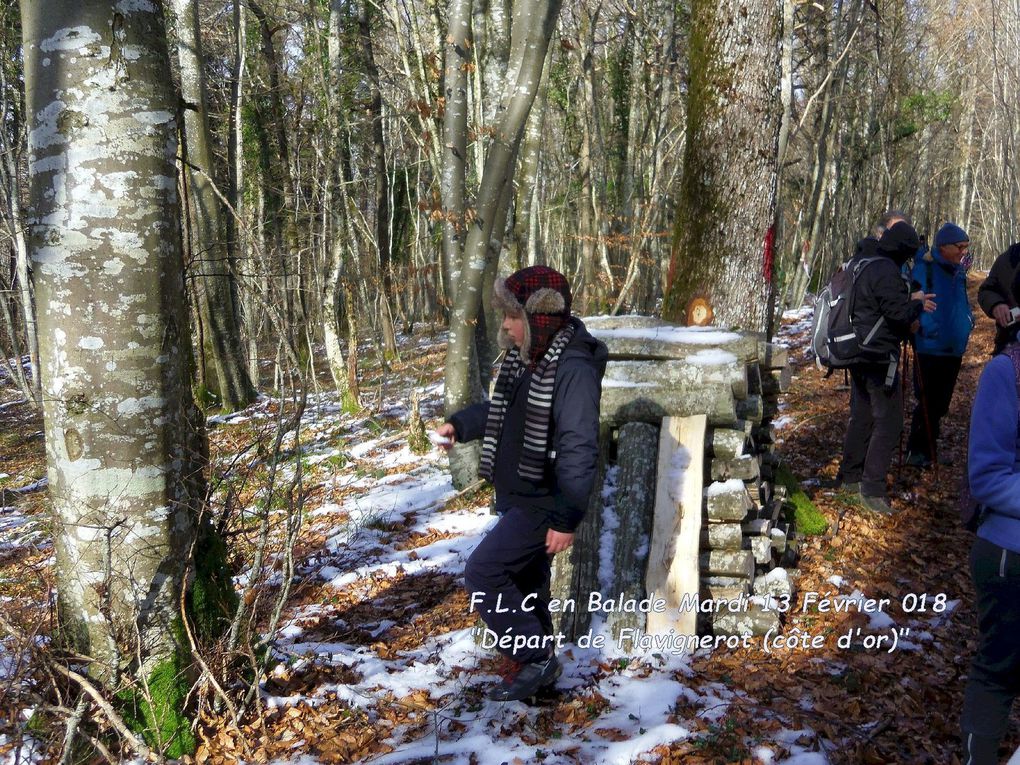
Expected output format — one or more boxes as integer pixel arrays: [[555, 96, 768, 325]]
[[1, 0, 1020, 763]]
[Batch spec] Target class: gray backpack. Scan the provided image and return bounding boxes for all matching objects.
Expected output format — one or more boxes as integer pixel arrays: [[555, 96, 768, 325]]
[[810, 257, 882, 370]]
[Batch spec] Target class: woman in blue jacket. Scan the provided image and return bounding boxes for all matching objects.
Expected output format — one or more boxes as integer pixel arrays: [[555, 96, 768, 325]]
[[906, 222, 974, 467], [961, 321, 1020, 764]]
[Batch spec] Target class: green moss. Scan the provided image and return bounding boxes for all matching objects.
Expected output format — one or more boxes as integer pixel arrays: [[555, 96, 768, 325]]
[[118, 523, 234, 762], [25, 710, 48, 736], [117, 631, 196, 759], [188, 525, 239, 644], [775, 465, 828, 536], [193, 382, 220, 410]]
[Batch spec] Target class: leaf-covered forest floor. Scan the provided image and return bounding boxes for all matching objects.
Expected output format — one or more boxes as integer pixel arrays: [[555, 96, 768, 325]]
[[1, 280, 1018, 765]]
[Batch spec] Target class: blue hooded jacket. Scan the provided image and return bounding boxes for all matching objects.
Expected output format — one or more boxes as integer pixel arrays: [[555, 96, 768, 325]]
[[911, 246, 973, 356], [969, 352, 1020, 555]]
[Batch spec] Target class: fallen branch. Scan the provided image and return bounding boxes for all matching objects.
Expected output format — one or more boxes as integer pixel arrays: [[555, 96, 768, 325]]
[[47, 662, 161, 763]]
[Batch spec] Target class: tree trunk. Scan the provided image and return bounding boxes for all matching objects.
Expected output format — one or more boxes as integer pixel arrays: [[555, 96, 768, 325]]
[[440, 0, 471, 301], [511, 44, 552, 269], [249, 0, 305, 353], [21, 1, 222, 755], [358, 0, 398, 363], [662, 0, 783, 333], [0, 25, 40, 406], [443, 0, 563, 489], [172, 0, 257, 411]]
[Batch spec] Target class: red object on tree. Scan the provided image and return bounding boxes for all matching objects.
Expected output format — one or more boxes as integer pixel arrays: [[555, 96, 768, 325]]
[[763, 225, 776, 283]]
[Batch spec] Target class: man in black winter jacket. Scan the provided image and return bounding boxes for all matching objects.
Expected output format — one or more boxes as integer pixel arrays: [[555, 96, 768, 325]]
[[977, 244, 1020, 355], [435, 266, 607, 702], [838, 217, 935, 514]]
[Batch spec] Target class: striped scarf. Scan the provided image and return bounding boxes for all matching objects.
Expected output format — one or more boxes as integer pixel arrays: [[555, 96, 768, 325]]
[[479, 321, 576, 483]]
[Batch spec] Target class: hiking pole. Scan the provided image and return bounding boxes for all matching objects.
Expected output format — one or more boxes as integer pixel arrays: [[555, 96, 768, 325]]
[[897, 341, 910, 472], [912, 344, 939, 483]]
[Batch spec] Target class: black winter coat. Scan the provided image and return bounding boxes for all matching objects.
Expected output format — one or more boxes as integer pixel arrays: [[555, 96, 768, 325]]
[[448, 318, 608, 533], [848, 236, 924, 360], [977, 243, 1020, 354]]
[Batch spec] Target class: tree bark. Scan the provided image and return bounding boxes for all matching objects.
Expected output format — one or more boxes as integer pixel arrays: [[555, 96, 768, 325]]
[[0, 15, 40, 406], [442, 0, 562, 488], [358, 0, 398, 363], [662, 0, 782, 333], [21, 0, 219, 755], [440, 0, 471, 301], [172, 0, 257, 411]]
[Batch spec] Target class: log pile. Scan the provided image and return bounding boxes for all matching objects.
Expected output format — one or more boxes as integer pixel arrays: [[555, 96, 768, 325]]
[[550, 316, 798, 643]]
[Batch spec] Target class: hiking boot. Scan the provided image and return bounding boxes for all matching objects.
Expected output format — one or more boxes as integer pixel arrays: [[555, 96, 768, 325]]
[[860, 494, 901, 515], [905, 452, 933, 469], [835, 482, 862, 506], [494, 656, 523, 684], [487, 654, 561, 702]]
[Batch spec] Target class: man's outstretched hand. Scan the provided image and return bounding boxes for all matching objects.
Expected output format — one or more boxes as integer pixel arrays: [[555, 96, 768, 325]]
[[546, 529, 574, 554], [432, 423, 457, 451]]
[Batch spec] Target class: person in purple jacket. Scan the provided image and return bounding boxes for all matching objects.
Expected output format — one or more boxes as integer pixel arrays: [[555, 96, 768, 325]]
[[961, 318, 1020, 764], [435, 266, 607, 702]]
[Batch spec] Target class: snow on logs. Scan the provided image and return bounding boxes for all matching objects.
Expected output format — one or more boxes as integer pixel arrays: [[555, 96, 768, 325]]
[[549, 316, 796, 645]]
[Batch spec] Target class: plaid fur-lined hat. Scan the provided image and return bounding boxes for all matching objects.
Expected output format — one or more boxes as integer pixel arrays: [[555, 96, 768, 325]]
[[493, 266, 572, 367]]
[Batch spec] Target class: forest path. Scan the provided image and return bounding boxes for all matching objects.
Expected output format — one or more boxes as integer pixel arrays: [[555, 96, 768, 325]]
[[706, 283, 1013, 765]]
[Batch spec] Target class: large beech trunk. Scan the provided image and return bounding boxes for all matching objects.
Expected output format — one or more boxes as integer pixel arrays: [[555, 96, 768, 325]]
[[661, 0, 782, 333], [21, 1, 215, 754]]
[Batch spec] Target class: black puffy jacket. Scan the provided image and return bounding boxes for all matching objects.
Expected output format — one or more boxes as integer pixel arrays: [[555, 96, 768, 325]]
[[977, 243, 1020, 354], [448, 318, 608, 532], [848, 233, 924, 360]]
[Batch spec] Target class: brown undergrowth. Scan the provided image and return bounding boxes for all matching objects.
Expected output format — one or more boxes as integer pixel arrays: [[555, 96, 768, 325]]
[[2, 302, 1016, 764]]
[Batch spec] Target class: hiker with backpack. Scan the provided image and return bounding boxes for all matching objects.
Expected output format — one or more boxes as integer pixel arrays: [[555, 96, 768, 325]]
[[834, 213, 936, 515], [433, 266, 607, 702], [960, 302, 1020, 764], [978, 243, 1020, 355], [905, 222, 974, 469]]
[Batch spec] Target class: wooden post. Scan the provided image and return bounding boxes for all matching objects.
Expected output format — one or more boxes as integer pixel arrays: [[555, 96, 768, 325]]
[[645, 415, 707, 637]]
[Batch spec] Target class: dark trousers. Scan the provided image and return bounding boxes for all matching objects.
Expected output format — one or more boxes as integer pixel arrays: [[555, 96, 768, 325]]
[[907, 353, 963, 461], [840, 365, 903, 497], [961, 537, 1020, 764], [464, 506, 554, 664]]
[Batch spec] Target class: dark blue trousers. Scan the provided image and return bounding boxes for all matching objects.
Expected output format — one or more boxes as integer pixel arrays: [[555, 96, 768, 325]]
[[464, 506, 555, 664], [907, 353, 963, 461], [840, 365, 903, 497], [961, 537, 1020, 764]]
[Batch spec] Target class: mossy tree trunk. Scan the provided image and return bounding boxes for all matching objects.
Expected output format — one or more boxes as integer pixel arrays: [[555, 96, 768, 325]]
[[661, 0, 782, 333], [21, 1, 228, 756]]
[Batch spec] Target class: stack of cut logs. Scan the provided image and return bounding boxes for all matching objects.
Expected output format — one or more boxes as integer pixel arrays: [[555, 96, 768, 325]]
[[550, 316, 798, 643]]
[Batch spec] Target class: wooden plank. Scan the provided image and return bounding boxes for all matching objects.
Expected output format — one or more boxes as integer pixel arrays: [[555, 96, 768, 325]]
[[645, 414, 707, 638]]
